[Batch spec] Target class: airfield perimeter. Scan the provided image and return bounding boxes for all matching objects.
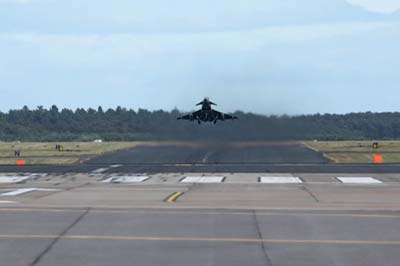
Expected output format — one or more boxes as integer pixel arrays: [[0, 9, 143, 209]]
[[2, 141, 400, 266]]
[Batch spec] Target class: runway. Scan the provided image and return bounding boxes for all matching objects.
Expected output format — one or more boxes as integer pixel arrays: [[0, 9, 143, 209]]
[[1, 142, 400, 173], [87, 142, 328, 164], [3, 163, 400, 173], [1, 142, 400, 265], [1, 173, 400, 265], [1, 207, 400, 266]]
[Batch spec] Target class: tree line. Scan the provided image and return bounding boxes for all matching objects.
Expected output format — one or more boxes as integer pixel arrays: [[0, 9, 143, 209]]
[[0, 105, 399, 141]]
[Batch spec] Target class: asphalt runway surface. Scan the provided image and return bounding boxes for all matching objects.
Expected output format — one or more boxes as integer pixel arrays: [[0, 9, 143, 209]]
[[1, 172, 400, 265], [1, 208, 400, 266], [1, 142, 400, 265], [2, 142, 400, 173], [3, 163, 400, 173], [88, 142, 328, 164]]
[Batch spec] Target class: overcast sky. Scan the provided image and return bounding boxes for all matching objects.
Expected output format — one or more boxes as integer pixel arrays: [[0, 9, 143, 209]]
[[0, 0, 399, 114], [348, 0, 400, 12]]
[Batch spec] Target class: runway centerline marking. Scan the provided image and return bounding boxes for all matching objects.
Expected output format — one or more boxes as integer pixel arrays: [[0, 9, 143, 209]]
[[1, 208, 400, 219], [91, 168, 109, 173], [0, 234, 400, 245], [201, 151, 214, 163]]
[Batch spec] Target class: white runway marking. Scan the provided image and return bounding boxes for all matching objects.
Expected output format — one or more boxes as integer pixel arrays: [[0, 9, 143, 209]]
[[337, 177, 382, 184], [30, 173, 48, 177], [0, 201, 17, 204], [110, 164, 122, 168], [1, 188, 37, 196], [102, 176, 149, 183], [92, 168, 109, 173], [201, 152, 213, 163], [259, 177, 303, 184], [1, 188, 60, 196], [0, 176, 32, 184], [180, 176, 225, 183]]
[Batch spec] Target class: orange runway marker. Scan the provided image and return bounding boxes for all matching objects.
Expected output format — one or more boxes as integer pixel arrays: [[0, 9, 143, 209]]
[[373, 154, 383, 164], [15, 160, 26, 165]]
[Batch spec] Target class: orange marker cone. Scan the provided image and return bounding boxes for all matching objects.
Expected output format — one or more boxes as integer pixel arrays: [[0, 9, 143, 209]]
[[373, 154, 383, 164], [15, 160, 26, 165]]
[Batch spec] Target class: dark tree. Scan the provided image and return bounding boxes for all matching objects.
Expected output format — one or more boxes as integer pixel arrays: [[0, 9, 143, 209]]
[[0, 106, 399, 141]]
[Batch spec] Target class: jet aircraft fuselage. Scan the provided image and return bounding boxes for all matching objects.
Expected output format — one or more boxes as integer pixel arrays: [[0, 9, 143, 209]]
[[177, 98, 238, 124]]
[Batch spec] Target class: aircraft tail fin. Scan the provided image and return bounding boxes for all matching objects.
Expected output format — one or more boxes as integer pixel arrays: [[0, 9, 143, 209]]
[[196, 99, 217, 106]]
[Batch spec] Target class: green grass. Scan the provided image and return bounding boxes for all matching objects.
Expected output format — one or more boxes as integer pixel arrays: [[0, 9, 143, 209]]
[[304, 141, 400, 163], [0, 141, 146, 165]]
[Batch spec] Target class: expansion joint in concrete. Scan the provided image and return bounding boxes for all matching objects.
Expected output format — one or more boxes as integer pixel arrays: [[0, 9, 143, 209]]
[[301, 186, 320, 203], [28, 207, 91, 266], [253, 210, 273, 266]]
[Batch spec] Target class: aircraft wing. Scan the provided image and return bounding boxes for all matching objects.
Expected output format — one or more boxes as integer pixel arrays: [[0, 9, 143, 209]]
[[222, 113, 238, 120], [177, 114, 192, 120], [177, 110, 201, 121], [212, 110, 238, 120]]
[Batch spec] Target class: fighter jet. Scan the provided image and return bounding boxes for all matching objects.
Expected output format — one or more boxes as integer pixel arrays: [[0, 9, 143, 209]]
[[177, 97, 238, 124]]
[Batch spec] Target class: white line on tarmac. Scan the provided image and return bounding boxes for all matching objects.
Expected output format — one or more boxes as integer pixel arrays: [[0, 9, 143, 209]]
[[1, 188, 60, 196], [260, 176, 303, 184], [0, 176, 31, 184], [29, 173, 48, 177], [102, 176, 149, 183], [201, 152, 213, 163], [91, 168, 109, 173], [0, 201, 17, 204], [181, 176, 225, 183], [337, 177, 382, 184]]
